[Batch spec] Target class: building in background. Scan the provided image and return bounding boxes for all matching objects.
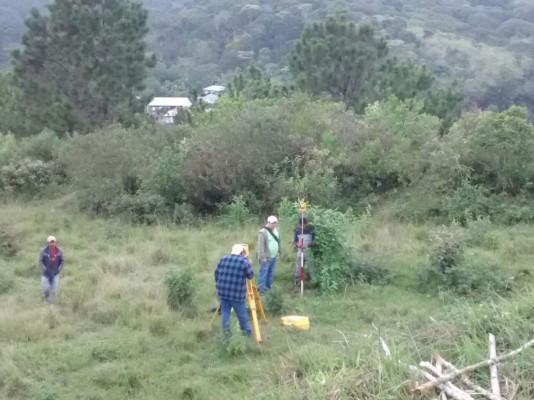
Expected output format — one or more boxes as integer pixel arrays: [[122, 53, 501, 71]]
[[146, 97, 192, 124]]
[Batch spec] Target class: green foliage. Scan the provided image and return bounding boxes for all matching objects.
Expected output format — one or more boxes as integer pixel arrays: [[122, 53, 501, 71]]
[[449, 107, 534, 195], [0, 274, 14, 294], [417, 258, 517, 297], [216, 195, 250, 227], [346, 257, 391, 286], [262, 287, 284, 315], [415, 226, 513, 296], [464, 216, 499, 249], [15, 130, 62, 162], [165, 269, 196, 312], [10, 0, 155, 135], [289, 14, 388, 111], [0, 228, 18, 258], [429, 226, 464, 273], [1, 158, 54, 196], [288, 14, 460, 116], [179, 98, 305, 212], [0, 132, 17, 167], [59, 126, 162, 215], [305, 206, 355, 293], [227, 62, 291, 100]]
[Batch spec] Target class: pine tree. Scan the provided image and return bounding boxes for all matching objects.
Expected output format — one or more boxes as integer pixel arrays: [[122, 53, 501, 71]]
[[11, 0, 155, 135], [289, 13, 463, 120]]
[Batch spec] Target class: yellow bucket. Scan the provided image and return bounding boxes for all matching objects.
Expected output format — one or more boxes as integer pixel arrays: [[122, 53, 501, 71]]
[[281, 315, 310, 330]]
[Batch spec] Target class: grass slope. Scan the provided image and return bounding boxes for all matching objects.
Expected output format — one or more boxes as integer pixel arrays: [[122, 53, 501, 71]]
[[1, 201, 534, 399]]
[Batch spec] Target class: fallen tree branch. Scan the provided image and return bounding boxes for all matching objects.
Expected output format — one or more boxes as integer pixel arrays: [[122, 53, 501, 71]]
[[435, 357, 448, 400], [489, 333, 501, 397], [413, 337, 534, 395], [419, 369, 474, 400], [434, 354, 503, 400], [420, 361, 473, 400]]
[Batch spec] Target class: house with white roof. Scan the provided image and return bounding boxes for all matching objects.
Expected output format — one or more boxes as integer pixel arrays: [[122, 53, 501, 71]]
[[146, 97, 192, 124], [202, 85, 225, 96]]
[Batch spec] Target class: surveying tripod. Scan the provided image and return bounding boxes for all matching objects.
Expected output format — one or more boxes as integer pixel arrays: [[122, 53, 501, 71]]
[[209, 280, 268, 344], [210, 279, 269, 344]]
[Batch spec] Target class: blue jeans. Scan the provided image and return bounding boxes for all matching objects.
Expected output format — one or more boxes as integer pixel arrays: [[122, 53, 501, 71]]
[[220, 298, 251, 337], [41, 274, 60, 304], [258, 257, 277, 293]]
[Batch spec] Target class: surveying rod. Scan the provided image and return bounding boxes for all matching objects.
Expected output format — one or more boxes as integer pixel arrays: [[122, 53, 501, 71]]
[[298, 200, 307, 296]]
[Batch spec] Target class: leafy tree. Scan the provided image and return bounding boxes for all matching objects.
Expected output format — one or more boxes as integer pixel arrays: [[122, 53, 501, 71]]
[[289, 13, 456, 115], [448, 106, 534, 195], [289, 14, 388, 111], [11, 0, 155, 135], [227, 62, 291, 99]]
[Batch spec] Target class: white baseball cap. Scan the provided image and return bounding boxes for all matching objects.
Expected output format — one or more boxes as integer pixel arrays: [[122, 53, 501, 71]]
[[47, 236, 56, 243], [267, 215, 278, 223]]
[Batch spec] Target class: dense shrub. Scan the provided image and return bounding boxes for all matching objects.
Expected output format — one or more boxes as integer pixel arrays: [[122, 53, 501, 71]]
[[346, 257, 391, 286], [449, 106, 534, 196], [0, 133, 17, 167], [179, 98, 307, 212], [428, 226, 464, 273], [262, 287, 284, 315], [0, 228, 18, 258], [1, 159, 54, 196], [59, 126, 162, 215], [165, 269, 197, 313], [0, 274, 14, 294], [15, 130, 63, 162], [417, 258, 518, 297]]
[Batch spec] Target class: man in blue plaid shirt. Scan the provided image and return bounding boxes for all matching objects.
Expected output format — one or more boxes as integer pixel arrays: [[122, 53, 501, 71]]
[[215, 244, 255, 337]]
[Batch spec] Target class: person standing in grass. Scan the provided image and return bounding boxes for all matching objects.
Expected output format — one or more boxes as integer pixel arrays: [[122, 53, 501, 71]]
[[257, 215, 283, 294], [293, 217, 315, 287], [214, 244, 254, 337], [38, 235, 64, 304]]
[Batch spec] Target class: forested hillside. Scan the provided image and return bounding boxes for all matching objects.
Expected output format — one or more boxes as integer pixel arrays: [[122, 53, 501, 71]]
[[1, 0, 533, 112]]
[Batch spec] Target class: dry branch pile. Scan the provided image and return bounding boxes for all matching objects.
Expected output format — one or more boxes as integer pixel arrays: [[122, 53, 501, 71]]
[[411, 335, 534, 400]]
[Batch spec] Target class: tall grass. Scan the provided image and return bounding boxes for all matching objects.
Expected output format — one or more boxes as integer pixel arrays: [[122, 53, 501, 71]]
[[1, 201, 534, 399]]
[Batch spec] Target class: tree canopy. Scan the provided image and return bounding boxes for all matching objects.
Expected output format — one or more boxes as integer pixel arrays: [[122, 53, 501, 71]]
[[9, 0, 155, 135], [288, 14, 463, 123]]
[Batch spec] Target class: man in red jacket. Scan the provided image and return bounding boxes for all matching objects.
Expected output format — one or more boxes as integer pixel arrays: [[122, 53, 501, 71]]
[[38, 236, 65, 304]]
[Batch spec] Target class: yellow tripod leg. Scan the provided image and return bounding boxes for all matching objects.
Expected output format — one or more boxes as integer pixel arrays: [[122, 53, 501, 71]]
[[208, 304, 220, 330], [247, 280, 262, 344], [252, 282, 268, 325]]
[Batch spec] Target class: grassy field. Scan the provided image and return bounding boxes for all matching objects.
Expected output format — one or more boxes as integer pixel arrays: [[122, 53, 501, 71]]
[[1, 201, 534, 399]]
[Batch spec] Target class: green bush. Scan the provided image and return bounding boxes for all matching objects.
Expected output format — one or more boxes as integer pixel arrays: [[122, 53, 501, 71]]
[[1, 158, 54, 196], [449, 107, 534, 196], [306, 206, 355, 293], [0, 228, 18, 258], [216, 195, 250, 227], [165, 269, 196, 312], [0, 133, 17, 167], [346, 258, 391, 286], [429, 226, 464, 273], [16, 130, 62, 162], [172, 202, 197, 225], [0, 274, 14, 294], [112, 193, 168, 224], [262, 287, 284, 315], [59, 126, 162, 215], [417, 259, 518, 297]]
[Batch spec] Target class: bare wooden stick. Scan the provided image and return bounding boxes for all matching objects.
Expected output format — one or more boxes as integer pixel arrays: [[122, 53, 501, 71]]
[[489, 334, 501, 397], [435, 357, 448, 400], [419, 369, 474, 400], [435, 354, 503, 400], [421, 362, 474, 400], [413, 337, 534, 395]]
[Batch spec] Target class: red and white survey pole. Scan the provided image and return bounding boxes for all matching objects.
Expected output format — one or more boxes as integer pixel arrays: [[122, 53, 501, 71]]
[[298, 200, 308, 296]]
